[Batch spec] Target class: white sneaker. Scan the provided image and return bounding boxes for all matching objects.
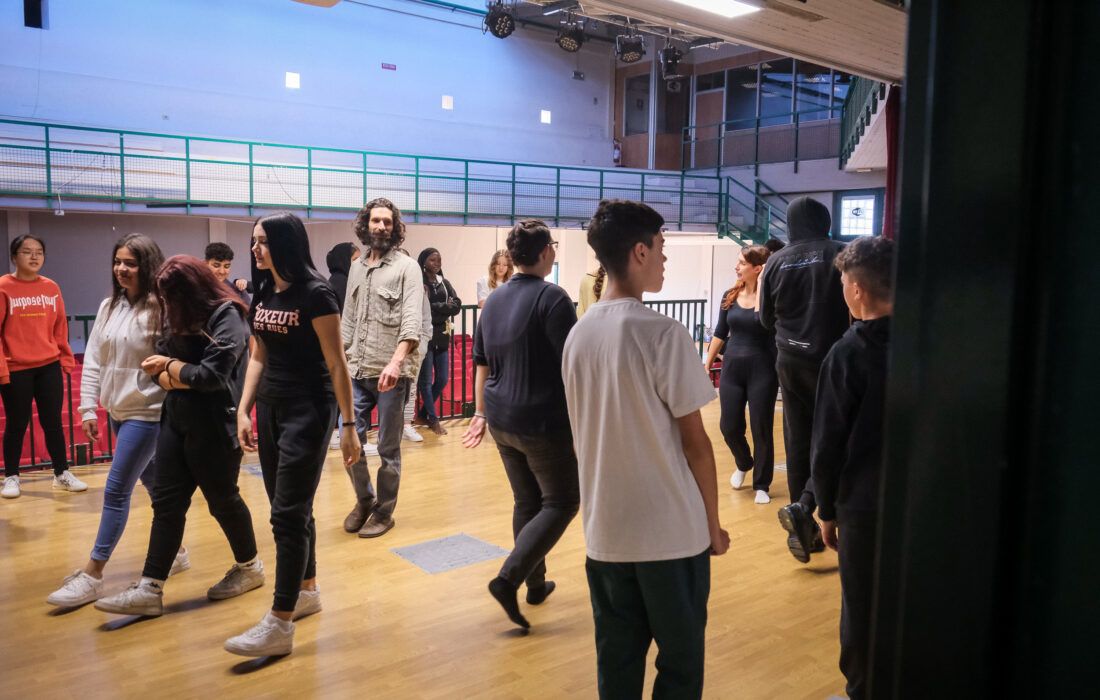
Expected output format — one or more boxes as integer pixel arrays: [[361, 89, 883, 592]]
[[207, 560, 265, 600], [52, 470, 88, 492], [292, 587, 322, 621], [402, 424, 423, 442], [1, 475, 19, 498], [169, 547, 190, 577], [364, 442, 379, 456], [47, 570, 103, 607], [225, 612, 294, 657], [94, 581, 164, 616], [328, 430, 341, 450], [730, 470, 747, 490], [754, 490, 771, 504]]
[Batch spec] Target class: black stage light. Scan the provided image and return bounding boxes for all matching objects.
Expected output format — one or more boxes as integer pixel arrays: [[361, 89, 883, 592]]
[[616, 34, 646, 63], [660, 47, 684, 80], [485, 1, 515, 39], [556, 21, 584, 52]]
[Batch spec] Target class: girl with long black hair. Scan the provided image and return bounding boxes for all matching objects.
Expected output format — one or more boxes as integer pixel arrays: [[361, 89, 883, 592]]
[[225, 212, 360, 657], [95, 256, 262, 618], [47, 234, 193, 607]]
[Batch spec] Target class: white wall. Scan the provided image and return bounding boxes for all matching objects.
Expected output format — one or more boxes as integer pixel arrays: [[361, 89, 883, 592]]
[[0, 0, 615, 167]]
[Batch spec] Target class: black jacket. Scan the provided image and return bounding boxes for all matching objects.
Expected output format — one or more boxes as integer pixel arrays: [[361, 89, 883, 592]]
[[759, 226, 848, 364], [810, 316, 890, 521], [425, 276, 461, 351], [326, 242, 357, 313]]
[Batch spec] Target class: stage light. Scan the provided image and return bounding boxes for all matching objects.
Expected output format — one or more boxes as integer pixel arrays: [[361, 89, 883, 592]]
[[660, 47, 684, 80], [616, 34, 646, 63], [556, 20, 584, 52], [485, 1, 515, 39]]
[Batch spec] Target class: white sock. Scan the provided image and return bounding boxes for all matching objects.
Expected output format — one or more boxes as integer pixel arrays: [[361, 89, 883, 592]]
[[264, 611, 292, 630], [237, 557, 259, 570], [140, 576, 165, 590]]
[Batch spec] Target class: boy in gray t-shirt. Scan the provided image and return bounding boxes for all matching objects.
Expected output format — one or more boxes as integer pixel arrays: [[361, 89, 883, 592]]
[[562, 199, 729, 699]]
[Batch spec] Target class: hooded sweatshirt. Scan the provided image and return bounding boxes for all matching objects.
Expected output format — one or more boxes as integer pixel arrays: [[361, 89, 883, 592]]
[[0, 274, 75, 382], [758, 197, 849, 364], [79, 295, 165, 423], [326, 242, 357, 312], [810, 316, 890, 521]]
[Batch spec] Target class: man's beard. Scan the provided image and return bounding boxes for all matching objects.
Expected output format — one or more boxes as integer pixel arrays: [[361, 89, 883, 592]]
[[369, 231, 396, 254]]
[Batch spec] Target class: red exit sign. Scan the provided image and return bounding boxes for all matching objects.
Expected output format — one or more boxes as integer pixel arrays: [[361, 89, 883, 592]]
[[381, 63, 397, 71]]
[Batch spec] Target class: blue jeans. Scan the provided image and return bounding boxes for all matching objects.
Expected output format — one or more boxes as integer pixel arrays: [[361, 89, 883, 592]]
[[416, 347, 450, 423], [90, 419, 160, 562]]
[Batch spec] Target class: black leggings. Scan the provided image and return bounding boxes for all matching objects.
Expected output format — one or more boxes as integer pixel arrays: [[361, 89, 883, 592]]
[[718, 351, 778, 492], [142, 395, 258, 580], [0, 361, 68, 476], [257, 397, 336, 613]]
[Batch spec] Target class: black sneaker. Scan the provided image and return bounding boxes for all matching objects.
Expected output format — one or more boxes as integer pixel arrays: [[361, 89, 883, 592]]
[[777, 503, 816, 563]]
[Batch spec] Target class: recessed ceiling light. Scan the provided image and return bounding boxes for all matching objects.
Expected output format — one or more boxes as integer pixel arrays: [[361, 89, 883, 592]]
[[285, 72, 300, 89], [668, 1, 761, 19]]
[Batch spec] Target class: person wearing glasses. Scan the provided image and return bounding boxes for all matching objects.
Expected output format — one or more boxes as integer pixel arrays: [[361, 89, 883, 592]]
[[0, 234, 83, 499], [462, 220, 578, 629]]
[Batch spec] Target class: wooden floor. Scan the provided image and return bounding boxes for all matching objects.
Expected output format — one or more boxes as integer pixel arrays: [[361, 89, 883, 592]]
[[0, 402, 845, 699]]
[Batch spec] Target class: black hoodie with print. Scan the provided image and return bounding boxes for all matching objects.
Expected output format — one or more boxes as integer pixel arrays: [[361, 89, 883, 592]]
[[758, 197, 849, 363]]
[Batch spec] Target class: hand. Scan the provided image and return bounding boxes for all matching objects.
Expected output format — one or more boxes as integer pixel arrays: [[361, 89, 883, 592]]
[[340, 425, 361, 467], [82, 418, 99, 443], [704, 358, 714, 373], [235, 279, 248, 292], [820, 520, 838, 552], [378, 360, 401, 392], [141, 355, 170, 375], [238, 414, 256, 452], [461, 416, 487, 448], [710, 527, 730, 556]]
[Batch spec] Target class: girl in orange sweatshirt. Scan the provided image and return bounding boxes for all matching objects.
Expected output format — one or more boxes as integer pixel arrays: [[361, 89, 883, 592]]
[[0, 234, 83, 498]]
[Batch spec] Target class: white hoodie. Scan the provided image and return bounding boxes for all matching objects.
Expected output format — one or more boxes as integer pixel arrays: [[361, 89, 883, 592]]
[[78, 296, 165, 423]]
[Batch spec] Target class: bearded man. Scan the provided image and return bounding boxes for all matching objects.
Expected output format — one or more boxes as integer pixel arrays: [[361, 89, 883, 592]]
[[340, 198, 424, 538]]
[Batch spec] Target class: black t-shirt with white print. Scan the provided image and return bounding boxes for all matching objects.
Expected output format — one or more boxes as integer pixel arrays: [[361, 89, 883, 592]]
[[252, 279, 340, 402]]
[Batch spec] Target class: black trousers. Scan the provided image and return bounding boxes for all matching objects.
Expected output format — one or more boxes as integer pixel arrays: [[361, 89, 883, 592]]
[[837, 510, 878, 700], [0, 361, 68, 476], [142, 396, 257, 580], [257, 397, 336, 612], [775, 353, 822, 511], [718, 351, 778, 492], [586, 550, 711, 700], [489, 426, 579, 590]]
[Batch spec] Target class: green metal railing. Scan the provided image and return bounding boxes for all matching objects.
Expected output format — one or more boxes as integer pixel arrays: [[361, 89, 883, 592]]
[[0, 119, 724, 229], [839, 77, 887, 168], [718, 177, 787, 245], [681, 109, 843, 174]]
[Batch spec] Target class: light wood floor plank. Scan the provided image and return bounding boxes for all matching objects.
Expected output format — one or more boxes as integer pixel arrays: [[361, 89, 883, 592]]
[[0, 403, 845, 698]]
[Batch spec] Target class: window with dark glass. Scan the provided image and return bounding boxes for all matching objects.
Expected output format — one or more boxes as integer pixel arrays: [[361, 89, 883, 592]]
[[724, 64, 758, 129], [795, 61, 832, 122], [759, 58, 794, 126], [696, 71, 725, 92], [624, 73, 650, 137]]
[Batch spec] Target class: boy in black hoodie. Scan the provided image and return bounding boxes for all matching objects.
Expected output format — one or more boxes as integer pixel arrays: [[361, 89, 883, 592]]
[[811, 236, 894, 700], [758, 197, 849, 562]]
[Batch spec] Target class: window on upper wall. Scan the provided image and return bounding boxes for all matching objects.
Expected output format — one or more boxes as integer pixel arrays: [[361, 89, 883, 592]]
[[624, 73, 651, 137], [832, 73, 853, 118], [795, 61, 833, 122], [24, 0, 47, 28], [759, 58, 794, 127], [696, 71, 725, 92], [724, 64, 758, 129], [834, 189, 885, 239]]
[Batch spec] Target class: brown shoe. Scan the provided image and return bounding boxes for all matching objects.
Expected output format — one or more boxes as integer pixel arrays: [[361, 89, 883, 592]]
[[358, 512, 395, 538], [429, 421, 447, 435], [343, 500, 373, 533]]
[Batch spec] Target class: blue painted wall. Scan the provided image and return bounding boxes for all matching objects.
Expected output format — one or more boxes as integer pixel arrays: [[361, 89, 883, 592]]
[[0, 0, 614, 165]]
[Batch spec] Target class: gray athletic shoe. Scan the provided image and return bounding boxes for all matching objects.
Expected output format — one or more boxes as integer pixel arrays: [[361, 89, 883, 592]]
[[94, 582, 164, 616], [207, 561, 265, 600]]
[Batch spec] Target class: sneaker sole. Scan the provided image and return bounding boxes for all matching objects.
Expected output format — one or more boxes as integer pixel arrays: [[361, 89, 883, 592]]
[[93, 600, 163, 616], [47, 591, 101, 607], [1, 491, 19, 499], [207, 577, 264, 601], [777, 509, 811, 564], [224, 637, 293, 657], [51, 483, 88, 492]]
